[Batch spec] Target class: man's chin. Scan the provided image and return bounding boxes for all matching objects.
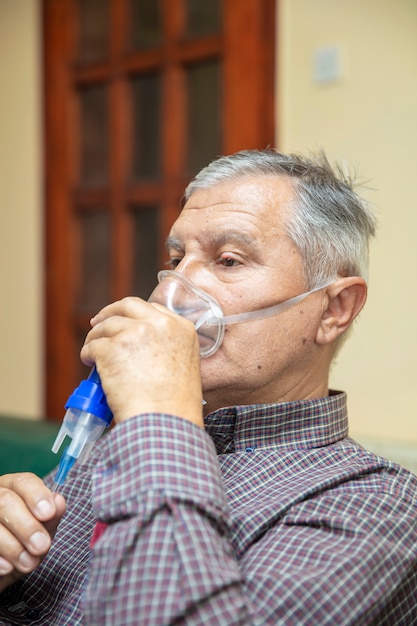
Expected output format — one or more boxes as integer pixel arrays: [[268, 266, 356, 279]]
[[200, 355, 232, 397]]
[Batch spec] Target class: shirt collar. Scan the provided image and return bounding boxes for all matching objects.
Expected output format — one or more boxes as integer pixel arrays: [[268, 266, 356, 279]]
[[204, 390, 348, 455]]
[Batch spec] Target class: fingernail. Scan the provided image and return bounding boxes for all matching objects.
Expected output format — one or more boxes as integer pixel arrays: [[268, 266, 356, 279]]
[[18, 551, 36, 571], [35, 498, 54, 518], [29, 531, 50, 553], [0, 557, 13, 575]]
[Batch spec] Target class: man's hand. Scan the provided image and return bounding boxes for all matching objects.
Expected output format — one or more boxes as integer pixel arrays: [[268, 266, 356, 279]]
[[81, 297, 204, 427], [0, 473, 66, 593]]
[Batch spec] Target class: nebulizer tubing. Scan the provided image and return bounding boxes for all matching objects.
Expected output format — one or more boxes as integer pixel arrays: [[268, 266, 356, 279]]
[[51, 270, 336, 488], [205, 277, 337, 326]]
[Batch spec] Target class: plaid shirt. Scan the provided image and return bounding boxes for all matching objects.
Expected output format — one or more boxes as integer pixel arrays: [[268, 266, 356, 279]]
[[1, 391, 416, 624]]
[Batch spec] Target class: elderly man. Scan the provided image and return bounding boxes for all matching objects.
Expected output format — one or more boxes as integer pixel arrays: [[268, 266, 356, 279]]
[[0, 150, 416, 625]]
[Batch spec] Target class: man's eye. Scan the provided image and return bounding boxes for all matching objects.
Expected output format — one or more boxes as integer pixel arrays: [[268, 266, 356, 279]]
[[218, 256, 240, 267], [168, 257, 182, 268]]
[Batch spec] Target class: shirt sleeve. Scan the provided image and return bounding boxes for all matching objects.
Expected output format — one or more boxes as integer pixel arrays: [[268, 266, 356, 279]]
[[83, 413, 253, 625]]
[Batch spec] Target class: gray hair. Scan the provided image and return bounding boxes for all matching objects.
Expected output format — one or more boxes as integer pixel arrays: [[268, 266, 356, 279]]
[[184, 149, 377, 289]]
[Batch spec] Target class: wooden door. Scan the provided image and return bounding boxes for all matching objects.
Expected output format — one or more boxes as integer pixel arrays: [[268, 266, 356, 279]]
[[44, 0, 276, 419]]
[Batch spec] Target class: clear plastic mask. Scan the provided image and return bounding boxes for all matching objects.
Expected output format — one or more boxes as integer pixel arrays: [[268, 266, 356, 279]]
[[149, 270, 225, 357], [148, 270, 335, 358]]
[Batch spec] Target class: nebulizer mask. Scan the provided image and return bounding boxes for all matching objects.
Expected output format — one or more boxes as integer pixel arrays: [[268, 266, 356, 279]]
[[148, 270, 335, 358]]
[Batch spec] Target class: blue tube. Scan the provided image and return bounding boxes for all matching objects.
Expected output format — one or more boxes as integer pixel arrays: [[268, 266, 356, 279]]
[[53, 449, 77, 487]]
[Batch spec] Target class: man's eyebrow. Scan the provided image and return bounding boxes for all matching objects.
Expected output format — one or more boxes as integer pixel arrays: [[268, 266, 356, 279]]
[[166, 236, 184, 252], [206, 231, 255, 249], [166, 231, 256, 252]]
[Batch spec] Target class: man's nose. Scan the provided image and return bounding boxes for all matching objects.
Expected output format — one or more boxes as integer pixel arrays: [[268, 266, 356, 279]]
[[171, 257, 207, 287]]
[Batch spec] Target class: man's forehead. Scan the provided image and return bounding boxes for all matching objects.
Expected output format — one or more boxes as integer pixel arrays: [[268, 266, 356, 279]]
[[168, 176, 295, 249], [183, 175, 293, 216]]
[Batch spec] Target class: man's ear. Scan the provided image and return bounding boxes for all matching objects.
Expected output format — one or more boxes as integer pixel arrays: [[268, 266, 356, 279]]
[[316, 277, 368, 345]]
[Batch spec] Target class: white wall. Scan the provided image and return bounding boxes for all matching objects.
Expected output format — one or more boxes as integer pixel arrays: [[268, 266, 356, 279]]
[[278, 0, 417, 446], [0, 0, 43, 418]]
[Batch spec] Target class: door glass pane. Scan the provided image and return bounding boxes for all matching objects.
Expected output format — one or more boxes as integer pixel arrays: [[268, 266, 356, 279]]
[[77, 211, 111, 313], [131, 74, 161, 180], [186, 60, 221, 175], [79, 84, 109, 186], [129, 0, 161, 50], [185, 0, 221, 37], [78, 0, 110, 62], [131, 206, 159, 299]]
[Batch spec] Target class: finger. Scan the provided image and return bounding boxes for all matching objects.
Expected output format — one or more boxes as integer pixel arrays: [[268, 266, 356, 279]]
[[0, 493, 51, 558], [0, 556, 13, 575], [84, 315, 139, 343], [80, 323, 123, 368], [0, 473, 57, 522], [0, 492, 65, 580], [80, 313, 162, 366], [0, 475, 64, 561], [43, 493, 66, 539], [90, 296, 147, 326], [0, 523, 43, 574]]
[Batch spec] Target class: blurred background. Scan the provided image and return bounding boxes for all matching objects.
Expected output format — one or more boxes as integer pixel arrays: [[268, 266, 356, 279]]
[[0, 0, 416, 474]]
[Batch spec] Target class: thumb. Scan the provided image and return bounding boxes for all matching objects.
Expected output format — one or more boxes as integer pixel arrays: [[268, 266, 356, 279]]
[[43, 493, 66, 540]]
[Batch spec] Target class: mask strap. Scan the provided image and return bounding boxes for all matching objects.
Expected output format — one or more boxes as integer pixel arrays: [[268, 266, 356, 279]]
[[206, 277, 337, 327]]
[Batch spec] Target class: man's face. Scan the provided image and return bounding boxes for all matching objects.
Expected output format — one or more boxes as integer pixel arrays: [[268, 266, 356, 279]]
[[167, 175, 328, 411]]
